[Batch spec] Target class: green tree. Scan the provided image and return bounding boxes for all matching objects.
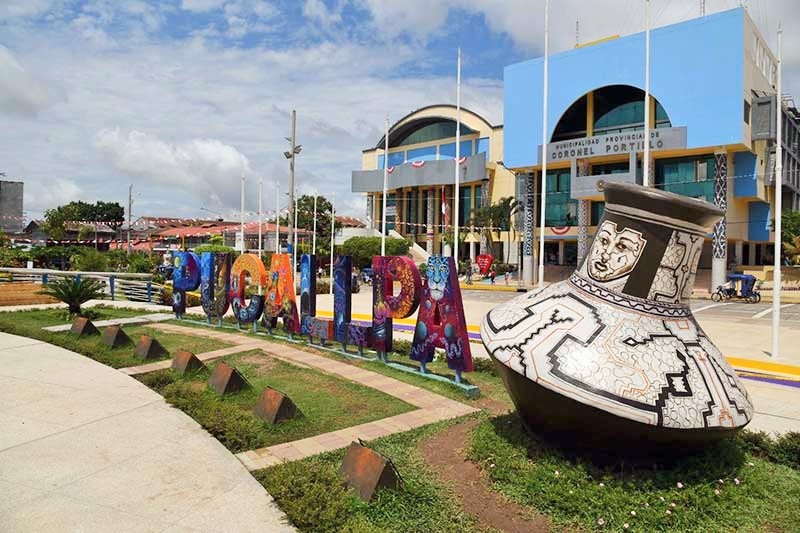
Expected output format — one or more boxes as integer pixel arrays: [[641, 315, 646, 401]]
[[41, 200, 126, 239], [340, 236, 409, 268], [469, 196, 522, 260], [278, 195, 340, 257], [195, 235, 235, 254], [0, 229, 10, 248]]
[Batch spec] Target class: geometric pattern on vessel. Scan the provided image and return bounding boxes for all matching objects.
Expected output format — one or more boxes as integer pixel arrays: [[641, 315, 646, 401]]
[[480, 183, 753, 451]]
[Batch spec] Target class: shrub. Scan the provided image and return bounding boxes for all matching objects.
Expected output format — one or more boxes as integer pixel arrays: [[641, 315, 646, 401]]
[[137, 369, 177, 391], [392, 339, 413, 356], [340, 236, 409, 268], [772, 432, 800, 469], [417, 262, 427, 277], [255, 460, 355, 532], [70, 248, 108, 272], [471, 357, 497, 375], [127, 252, 156, 273], [160, 381, 263, 452], [39, 277, 105, 315], [161, 285, 201, 307]]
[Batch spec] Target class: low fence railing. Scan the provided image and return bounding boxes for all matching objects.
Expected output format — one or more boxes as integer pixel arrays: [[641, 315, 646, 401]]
[[0, 268, 163, 303]]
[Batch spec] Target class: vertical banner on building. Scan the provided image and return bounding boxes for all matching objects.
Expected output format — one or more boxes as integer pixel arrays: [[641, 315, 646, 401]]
[[262, 253, 300, 334], [412, 256, 473, 377], [200, 252, 232, 323], [172, 251, 201, 319], [372, 256, 422, 358], [299, 254, 317, 335], [333, 255, 352, 345], [229, 253, 267, 327]]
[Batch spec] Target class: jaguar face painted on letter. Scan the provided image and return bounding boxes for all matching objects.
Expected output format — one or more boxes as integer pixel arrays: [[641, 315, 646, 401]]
[[426, 256, 450, 301], [587, 220, 646, 282]]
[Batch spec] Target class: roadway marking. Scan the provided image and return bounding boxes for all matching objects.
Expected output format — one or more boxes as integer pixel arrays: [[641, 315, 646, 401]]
[[753, 303, 795, 319], [693, 303, 727, 314]]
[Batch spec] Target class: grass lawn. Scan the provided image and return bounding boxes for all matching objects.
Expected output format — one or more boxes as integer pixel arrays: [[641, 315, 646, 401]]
[[469, 414, 800, 532], [168, 317, 510, 407], [254, 420, 483, 533], [158, 317, 800, 532], [137, 350, 415, 453], [0, 307, 231, 368]]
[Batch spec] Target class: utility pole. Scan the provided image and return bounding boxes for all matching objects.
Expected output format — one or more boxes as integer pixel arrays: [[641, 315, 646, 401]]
[[287, 110, 298, 273], [643, 0, 651, 187], [127, 184, 132, 254], [772, 23, 783, 358]]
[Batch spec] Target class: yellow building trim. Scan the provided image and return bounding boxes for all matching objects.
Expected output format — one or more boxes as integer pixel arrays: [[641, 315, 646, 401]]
[[585, 90, 594, 137]]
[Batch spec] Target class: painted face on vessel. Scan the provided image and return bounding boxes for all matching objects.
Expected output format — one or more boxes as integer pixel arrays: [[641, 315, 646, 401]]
[[587, 221, 645, 282]]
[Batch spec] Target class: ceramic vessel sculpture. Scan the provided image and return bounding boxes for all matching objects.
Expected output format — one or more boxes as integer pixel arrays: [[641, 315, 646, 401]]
[[480, 183, 753, 451]]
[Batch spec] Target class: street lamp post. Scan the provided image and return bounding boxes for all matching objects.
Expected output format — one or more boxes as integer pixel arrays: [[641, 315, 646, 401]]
[[284, 110, 302, 274]]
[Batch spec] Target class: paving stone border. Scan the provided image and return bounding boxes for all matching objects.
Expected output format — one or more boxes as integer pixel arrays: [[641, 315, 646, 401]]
[[148, 323, 480, 471]]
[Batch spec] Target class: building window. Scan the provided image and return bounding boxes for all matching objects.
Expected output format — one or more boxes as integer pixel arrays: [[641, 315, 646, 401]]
[[655, 155, 715, 202], [591, 162, 629, 175], [545, 169, 577, 226], [592, 85, 671, 135], [459, 187, 471, 228], [591, 201, 605, 225], [744, 100, 751, 125], [394, 120, 476, 147], [406, 189, 418, 233]]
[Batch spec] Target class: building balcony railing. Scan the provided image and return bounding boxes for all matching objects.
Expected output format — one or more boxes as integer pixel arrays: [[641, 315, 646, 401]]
[[351, 152, 487, 193]]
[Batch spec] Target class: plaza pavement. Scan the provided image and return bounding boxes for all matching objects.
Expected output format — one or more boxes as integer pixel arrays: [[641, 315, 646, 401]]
[[0, 331, 293, 532]]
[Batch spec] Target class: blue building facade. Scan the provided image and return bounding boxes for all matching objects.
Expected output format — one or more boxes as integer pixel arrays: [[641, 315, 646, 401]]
[[502, 7, 799, 288]]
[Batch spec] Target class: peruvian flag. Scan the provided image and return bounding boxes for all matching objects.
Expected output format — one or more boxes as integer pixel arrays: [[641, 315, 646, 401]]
[[411, 160, 425, 168], [458, 156, 467, 165], [441, 186, 450, 227], [387, 166, 395, 174]]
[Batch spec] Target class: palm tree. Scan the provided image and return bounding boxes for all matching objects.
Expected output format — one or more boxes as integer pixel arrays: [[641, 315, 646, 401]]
[[39, 277, 105, 316], [469, 196, 522, 262]]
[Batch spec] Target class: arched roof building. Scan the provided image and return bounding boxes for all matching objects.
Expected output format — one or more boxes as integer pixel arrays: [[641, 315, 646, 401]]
[[352, 104, 517, 263]]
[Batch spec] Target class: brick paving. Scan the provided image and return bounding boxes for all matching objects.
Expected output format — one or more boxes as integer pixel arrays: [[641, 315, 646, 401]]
[[149, 323, 480, 471]]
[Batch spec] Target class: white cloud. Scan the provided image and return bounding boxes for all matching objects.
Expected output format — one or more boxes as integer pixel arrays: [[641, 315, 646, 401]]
[[0, 46, 63, 117], [1, 0, 59, 18], [2, 0, 798, 223], [93, 129, 251, 207], [303, 0, 342, 29], [180, 0, 227, 12]]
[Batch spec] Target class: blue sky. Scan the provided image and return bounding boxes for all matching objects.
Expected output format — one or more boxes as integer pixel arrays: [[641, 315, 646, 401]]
[[1, 0, 797, 221]]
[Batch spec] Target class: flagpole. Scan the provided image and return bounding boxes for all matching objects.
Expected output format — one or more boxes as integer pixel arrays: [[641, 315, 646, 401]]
[[258, 175, 263, 295], [643, 0, 651, 187], [275, 181, 280, 253], [772, 22, 783, 358], [240, 166, 245, 253], [381, 116, 389, 256], [330, 193, 335, 295], [537, 0, 549, 288], [312, 193, 318, 256], [293, 193, 298, 278], [454, 47, 461, 259]]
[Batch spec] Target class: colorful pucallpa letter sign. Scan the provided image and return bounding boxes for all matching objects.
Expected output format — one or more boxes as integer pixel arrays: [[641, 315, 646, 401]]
[[200, 252, 232, 323], [412, 256, 473, 377], [372, 256, 421, 357], [230, 253, 267, 327], [172, 251, 200, 318], [333, 255, 352, 346], [299, 254, 317, 335], [262, 253, 300, 334]]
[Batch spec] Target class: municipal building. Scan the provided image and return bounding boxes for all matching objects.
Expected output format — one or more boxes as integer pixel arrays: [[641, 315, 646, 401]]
[[352, 8, 800, 289]]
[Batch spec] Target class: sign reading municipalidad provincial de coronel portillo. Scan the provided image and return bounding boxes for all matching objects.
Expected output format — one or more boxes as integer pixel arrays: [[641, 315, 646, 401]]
[[539, 127, 687, 163]]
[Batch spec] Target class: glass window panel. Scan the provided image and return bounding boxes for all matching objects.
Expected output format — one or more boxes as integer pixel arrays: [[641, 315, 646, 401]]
[[396, 120, 476, 146]]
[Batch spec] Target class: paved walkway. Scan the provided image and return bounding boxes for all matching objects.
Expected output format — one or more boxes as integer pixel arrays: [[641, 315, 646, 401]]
[[150, 323, 480, 471], [0, 332, 293, 532]]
